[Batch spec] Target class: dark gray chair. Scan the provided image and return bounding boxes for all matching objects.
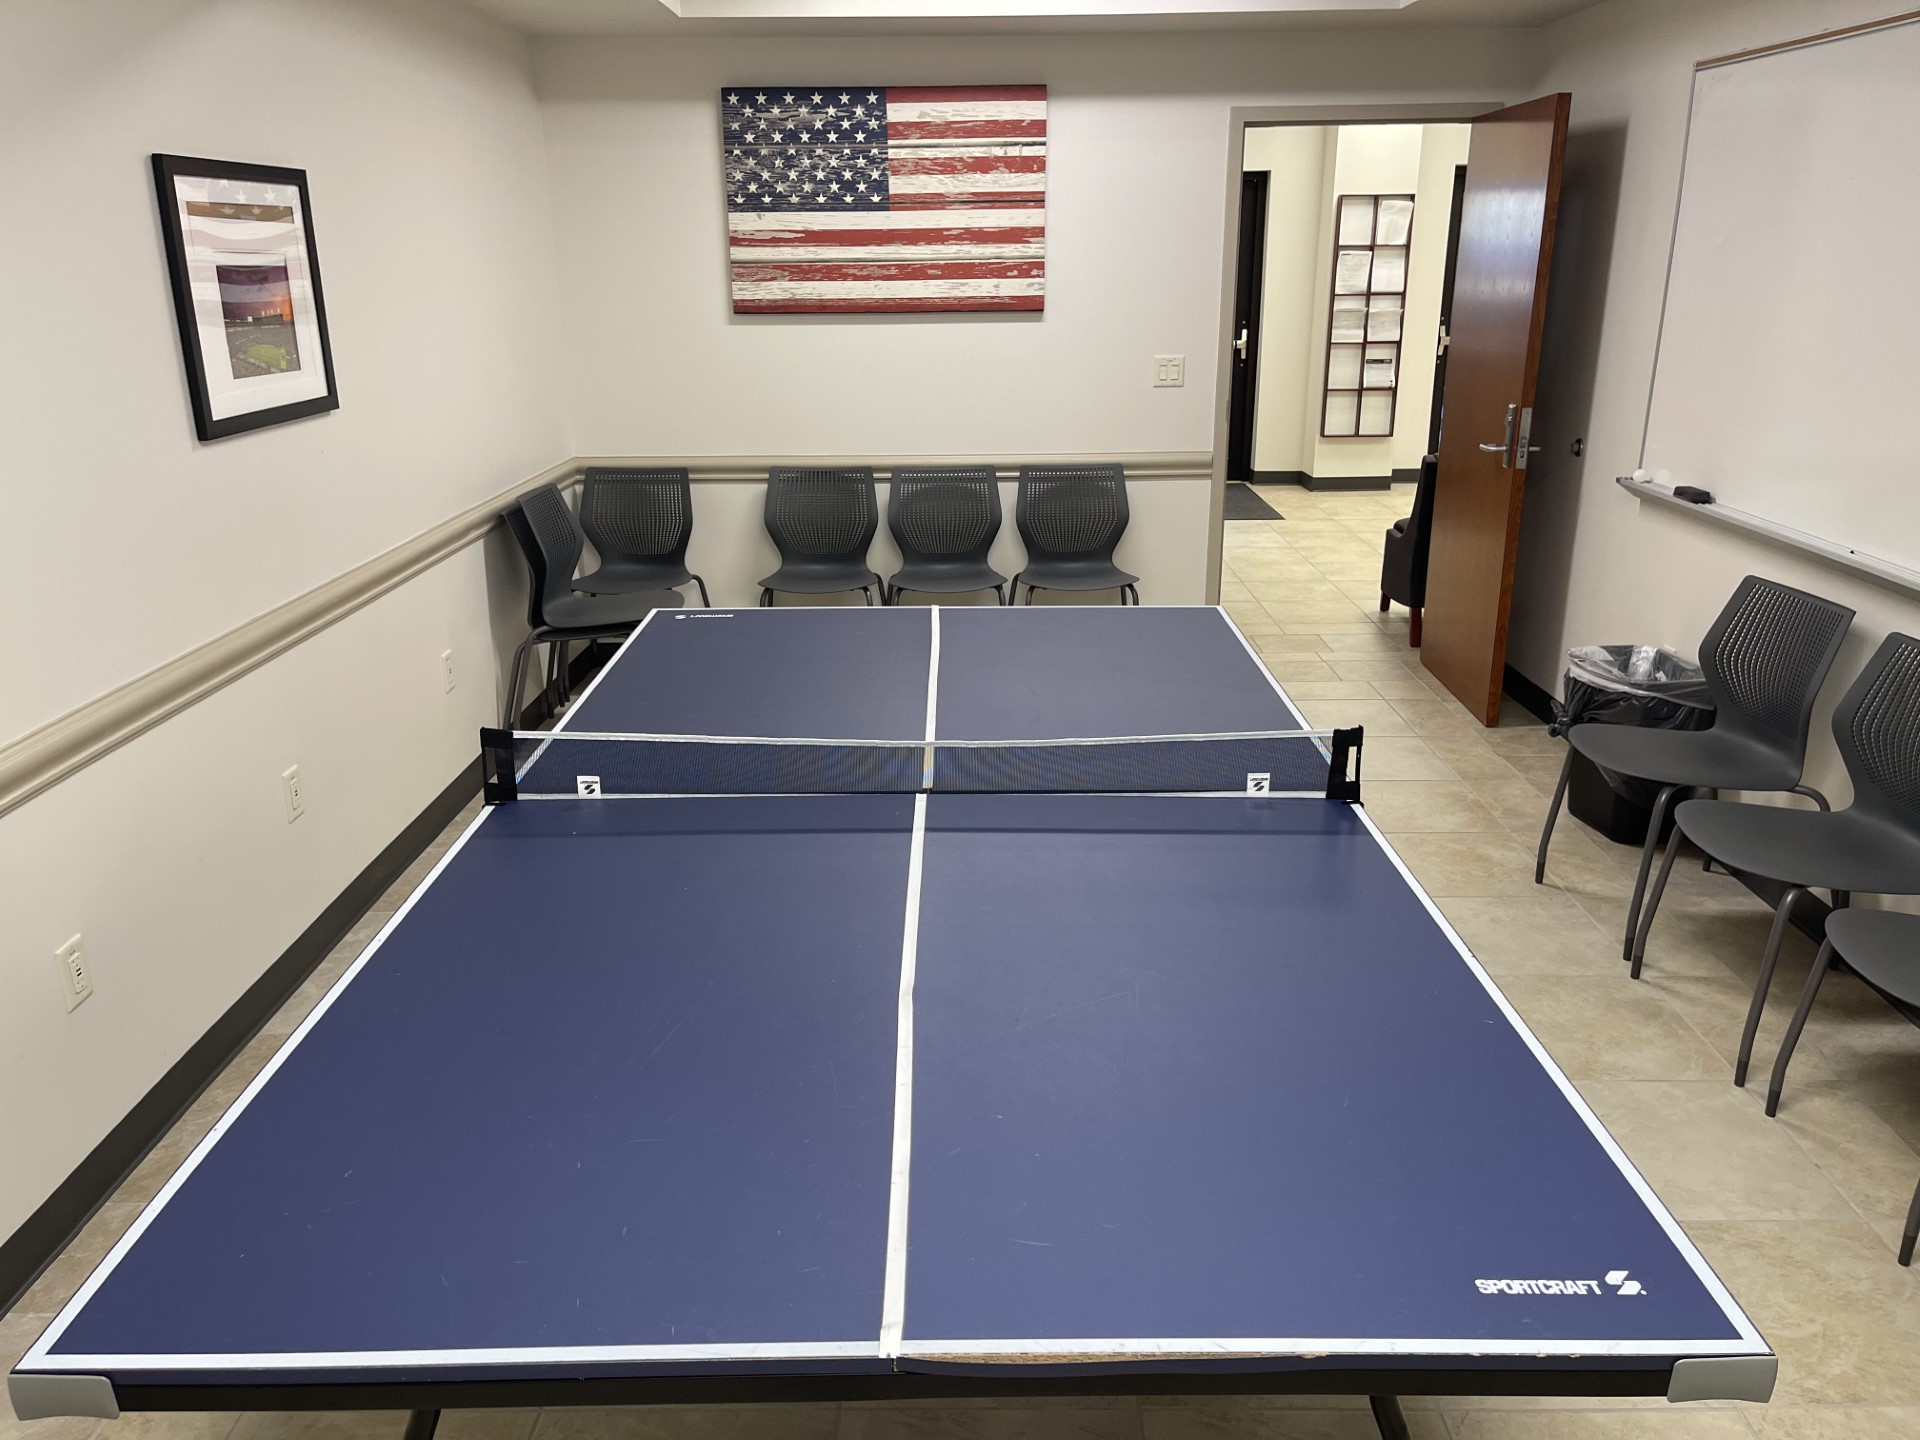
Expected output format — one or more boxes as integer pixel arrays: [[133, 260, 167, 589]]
[[1537, 576, 1854, 962], [1633, 633, 1920, 1088], [758, 467, 884, 606], [576, 467, 709, 606], [1011, 465, 1139, 605], [502, 488, 679, 729], [885, 467, 1008, 605], [1378, 454, 1437, 647]]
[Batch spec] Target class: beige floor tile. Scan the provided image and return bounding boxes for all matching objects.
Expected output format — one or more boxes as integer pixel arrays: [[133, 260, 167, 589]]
[[1361, 781, 1503, 833], [1387, 698, 1488, 740], [1370, 679, 1437, 700], [1767, 1084, 1920, 1254], [532, 1407, 838, 1440], [1441, 1412, 1755, 1438], [1329, 658, 1430, 684], [96, 1418, 242, 1440], [1296, 698, 1414, 737], [1356, 738, 1458, 782], [1648, 971, 1844, 1085], [1141, 1405, 1444, 1439], [1280, 681, 1381, 701], [1580, 1082, 1854, 1222], [1253, 636, 1335, 658], [1387, 831, 1550, 897], [1498, 981, 1728, 1081], [0, 1414, 104, 1440], [15, 1203, 141, 1313], [1749, 1405, 1920, 1437], [1435, 893, 1626, 976], [227, 1416, 417, 1440], [1687, 1219, 1920, 1405], [1261, 656, 1341, 684], [840, 1408, 1136, 1440]]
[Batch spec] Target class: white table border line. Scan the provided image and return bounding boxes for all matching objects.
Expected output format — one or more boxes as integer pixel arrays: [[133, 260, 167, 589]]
[[1348, 806, 1768, 1353]]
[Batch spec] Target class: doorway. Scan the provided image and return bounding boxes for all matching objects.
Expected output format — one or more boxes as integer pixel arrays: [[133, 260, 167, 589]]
[[1225, 170, 1270, 487]]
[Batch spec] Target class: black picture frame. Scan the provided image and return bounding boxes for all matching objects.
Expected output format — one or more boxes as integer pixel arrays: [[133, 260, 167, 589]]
[[151, 153, 339, 442]]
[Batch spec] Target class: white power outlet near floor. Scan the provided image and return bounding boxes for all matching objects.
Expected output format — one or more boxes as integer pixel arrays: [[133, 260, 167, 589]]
[[441, 648, 456, 693], [56, 934, 92, 1012], [282, 764, 305, 823]]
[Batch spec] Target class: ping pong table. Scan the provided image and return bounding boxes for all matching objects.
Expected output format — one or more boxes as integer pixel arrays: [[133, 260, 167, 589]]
[[10, 606, 1773, 1440]]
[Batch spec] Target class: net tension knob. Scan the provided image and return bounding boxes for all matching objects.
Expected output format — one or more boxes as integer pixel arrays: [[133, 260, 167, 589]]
[[1325, 726, 1364, 802]]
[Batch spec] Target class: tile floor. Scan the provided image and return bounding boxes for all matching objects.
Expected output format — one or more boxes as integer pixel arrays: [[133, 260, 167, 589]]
[[9, 482, 1920, 1439]]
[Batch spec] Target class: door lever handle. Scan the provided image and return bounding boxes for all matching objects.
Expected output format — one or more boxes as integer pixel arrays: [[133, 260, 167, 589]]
[[1234, 326, 1249, 361], [1480, 403, 1519, 468], [1478, 442, 1507, 453]]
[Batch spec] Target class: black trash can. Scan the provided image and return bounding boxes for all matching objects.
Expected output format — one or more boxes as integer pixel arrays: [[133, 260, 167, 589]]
[[1549, 645, 1714, 847]]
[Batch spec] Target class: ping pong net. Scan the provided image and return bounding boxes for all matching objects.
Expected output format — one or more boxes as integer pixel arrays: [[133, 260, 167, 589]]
[[480, 725, 1364, 801]]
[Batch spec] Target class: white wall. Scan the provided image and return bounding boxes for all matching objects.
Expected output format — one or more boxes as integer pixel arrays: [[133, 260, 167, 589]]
[[0, 0, 569, 742], [0, 0, 565, 1245], [1243, 125, 1329, 478], [534, 29, 1534, 460], [1513, 0, 1919, 804]]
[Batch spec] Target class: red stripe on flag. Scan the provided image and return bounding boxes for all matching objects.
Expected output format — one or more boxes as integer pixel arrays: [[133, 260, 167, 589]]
[[888, 155, 1048, 177], [729, 225, 1043, 248], [885, 85, 1046, 103], [733, 295, 1045, 314], [887, 119, 1047, 140], [731, 260, 1044, 283]]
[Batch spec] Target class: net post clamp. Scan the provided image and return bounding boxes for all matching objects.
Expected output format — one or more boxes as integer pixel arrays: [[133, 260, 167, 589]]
[[480, 728, 519, 804], [1325, 725, 1364, 802]]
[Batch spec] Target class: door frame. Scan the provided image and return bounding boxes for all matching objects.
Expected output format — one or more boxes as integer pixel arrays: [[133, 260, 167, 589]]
[[1206, 103, 1505, 604], [1226, 169, 1271, 486]]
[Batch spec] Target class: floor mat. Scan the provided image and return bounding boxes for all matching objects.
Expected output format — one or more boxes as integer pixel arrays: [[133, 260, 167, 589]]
[[1224, 483, 1284, 521]]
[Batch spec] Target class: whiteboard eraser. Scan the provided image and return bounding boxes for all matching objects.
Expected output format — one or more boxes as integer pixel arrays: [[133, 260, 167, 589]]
[[1673, 485, 1715, 504]]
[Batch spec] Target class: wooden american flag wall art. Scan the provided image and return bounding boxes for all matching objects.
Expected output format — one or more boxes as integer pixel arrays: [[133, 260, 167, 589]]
[[722, 85, 1046, 314]]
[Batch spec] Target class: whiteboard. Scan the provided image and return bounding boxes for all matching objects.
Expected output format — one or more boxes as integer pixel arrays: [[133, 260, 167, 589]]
[[1641, 14, 1920, 573]]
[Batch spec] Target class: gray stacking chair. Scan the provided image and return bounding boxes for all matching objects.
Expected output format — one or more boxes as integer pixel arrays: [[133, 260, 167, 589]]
[[1537, 577, 1854, 961], [1011, 465, 1140, 605], [576, 467, 709, 606], [1632, 633, 1920, 1088], [885, 467, 1008, 604], [758, 467, 884, 606], [502, 487, 679, 729], [1767, 905, 1920, 1266]]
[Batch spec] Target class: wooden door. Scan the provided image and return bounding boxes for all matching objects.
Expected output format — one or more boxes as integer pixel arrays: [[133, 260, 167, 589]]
[[1421, 95, 1570, 724], [1226, 170, 1270, 484]]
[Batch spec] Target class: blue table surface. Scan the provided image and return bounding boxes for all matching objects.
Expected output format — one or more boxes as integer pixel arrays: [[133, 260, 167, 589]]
[[22, 607, 1760, 1385]]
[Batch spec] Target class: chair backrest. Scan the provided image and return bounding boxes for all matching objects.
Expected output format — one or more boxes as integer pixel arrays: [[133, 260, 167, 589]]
[[1015, 464, 1129, 562], [502, 503, 548, 628], [515, 484, 586, 615], [1831, 631, 1920, 828], [1697, 576, 1854, 764], [888, 467, 1001, 565], [1404, 453, 1440, 596], [580, 467, 693, 563], [764, 467, 878, 561]]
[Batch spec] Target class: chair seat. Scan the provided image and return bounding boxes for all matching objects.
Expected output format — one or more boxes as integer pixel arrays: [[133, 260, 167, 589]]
[[576, 557, 696, 595], [1015, 557, 1140, 591], [891, 558, 1008, 594], [541, 589, 680, 630], [1674, 798, 1920, 895], [758, 562, 882, 594], [1825, 909, 1920, 1004], [1570, 722, 1796, 793]]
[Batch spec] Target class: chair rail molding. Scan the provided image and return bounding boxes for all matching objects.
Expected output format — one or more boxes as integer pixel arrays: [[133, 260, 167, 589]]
[[0, 452, 1210, 820]]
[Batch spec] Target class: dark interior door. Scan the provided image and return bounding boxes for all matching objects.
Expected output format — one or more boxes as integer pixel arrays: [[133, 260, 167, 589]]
[[1422, 95, 1570, 724], [1426, 163, 1469, 455], [1226, 169, 1269, 484]]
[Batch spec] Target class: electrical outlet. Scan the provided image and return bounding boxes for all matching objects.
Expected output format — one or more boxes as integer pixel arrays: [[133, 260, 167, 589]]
[[441, 648, 456, 693], [282, 765, 304, 823], [1153, 354, 1185, 388], [56, 935, 92, 1012]]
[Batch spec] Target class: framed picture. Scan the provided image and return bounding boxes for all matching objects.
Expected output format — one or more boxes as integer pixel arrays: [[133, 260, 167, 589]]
[[151, 153, 338, 441]]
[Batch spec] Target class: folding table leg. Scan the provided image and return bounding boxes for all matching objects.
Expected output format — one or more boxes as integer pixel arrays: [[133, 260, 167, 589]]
[[1368, 1396, 1411, 1440], [403, 1412, 440, 1440]]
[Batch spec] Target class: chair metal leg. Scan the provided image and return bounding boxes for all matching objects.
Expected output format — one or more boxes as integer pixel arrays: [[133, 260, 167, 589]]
[[1791, 784, 1831, 812], [1623, 784, 1683, 962], [1903, 1177, 1920, 1265], [863, 585, 875, 606], [1024, 584, 1036, 605], [691, 575, 711, 607], [1737, 885, 1808, 1087], [1767, 937, 1835, 1116], [1535, 749, 1572, 884], [760, 588, 774, 607], [1123, 584, 1140, 605], [1629, 825, 1688, 979], [994, 584, 1007, 606], [503, 634, 538, 730]]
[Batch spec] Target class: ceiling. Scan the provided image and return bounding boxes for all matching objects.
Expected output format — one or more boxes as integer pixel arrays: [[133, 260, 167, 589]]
[[464, 0, 1599, 37]]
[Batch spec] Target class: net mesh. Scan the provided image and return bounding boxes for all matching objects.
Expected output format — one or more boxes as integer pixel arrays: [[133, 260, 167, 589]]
[[499, 729, 1341, 798]]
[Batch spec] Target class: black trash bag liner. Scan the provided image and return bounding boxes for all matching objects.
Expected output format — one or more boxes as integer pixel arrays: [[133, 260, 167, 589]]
[[1552, 645, 1714, 809]]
